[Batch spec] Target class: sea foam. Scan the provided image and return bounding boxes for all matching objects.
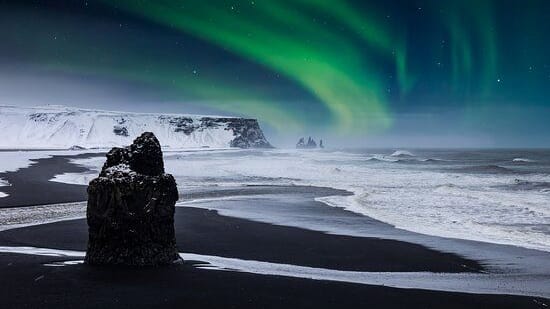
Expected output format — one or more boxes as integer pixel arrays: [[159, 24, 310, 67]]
[[54, 148, 550, 252]]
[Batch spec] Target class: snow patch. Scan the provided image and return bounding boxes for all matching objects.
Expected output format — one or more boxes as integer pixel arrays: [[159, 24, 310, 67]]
[[0, 105, 268, 149]]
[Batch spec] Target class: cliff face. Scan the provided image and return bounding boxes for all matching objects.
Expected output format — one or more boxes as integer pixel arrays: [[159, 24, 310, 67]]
[[220, 118, 272, 148], [0, 105, 272, 149]]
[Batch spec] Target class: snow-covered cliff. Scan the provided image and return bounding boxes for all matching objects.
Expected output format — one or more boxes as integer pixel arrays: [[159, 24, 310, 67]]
[[0, 105, 272, 149]]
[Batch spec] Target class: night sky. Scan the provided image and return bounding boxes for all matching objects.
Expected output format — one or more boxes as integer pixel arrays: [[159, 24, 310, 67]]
[[1, 0, 549, 147]]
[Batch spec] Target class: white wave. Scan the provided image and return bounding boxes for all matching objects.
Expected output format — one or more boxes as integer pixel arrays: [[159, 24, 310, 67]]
[[50, 172, 97, 186], [321, 187, 550, 252], [513, 158, 535, 163], [365, 154, 399, 162], [0, 246, 85, 258], [0, 149, 104, 174], [390, 150, 414, 157], [52, 149, 550, 252], [0, 151, 52, 173], [0, 177, 8, 197], [0, 202, 86, 232]]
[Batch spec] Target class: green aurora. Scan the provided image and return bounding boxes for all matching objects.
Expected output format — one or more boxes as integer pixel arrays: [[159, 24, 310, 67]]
[[112, 0, 419, 132], [1, 0, 549, 144]]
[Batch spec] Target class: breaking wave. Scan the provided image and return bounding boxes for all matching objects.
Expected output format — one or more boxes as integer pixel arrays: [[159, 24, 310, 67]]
[[451, 165, 525, 175], [504, 179, 550, 192], [390, 150, 414, 157], [54, 148, 550, 252]]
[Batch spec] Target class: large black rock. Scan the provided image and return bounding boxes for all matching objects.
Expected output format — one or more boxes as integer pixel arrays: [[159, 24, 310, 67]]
[[85, 132, 181, 266]]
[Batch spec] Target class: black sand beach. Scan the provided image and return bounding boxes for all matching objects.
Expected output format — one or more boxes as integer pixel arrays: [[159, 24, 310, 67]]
[[0, 152, 548, 308], [0, 207, 483, 272], [0, 252, 545, 309], [0, 207, 547, 309], [0, 153, 103, 208]]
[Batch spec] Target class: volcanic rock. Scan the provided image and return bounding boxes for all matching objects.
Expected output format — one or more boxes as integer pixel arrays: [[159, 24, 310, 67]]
[[85, 132, 181, 266], [296, 136, 318, 149]]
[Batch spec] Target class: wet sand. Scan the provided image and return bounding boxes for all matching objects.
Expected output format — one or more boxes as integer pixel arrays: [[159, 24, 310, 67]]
[[0, 252, 546, 309], [1, 207, 547, 309], [0, 207, 483, 272], [0, 153, 103, 208]]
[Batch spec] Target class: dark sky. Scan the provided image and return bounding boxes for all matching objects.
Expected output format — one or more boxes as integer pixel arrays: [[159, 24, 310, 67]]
[[1, 0, 549, 147]]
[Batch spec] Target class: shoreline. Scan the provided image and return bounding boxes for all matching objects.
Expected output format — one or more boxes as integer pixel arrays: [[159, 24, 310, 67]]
[[0, 206, 483, 273], [1, 152, 549, 264], [0, 204, 548, 306], [1, 187, 550, 298], [0, 153, 104, 208], [0, 151, 548, 307], [0, 252, 545, 309]]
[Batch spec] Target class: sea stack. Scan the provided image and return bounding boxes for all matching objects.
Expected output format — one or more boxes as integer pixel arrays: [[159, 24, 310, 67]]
[[85, 132, 181, 266], [296, 136, 319, 149]]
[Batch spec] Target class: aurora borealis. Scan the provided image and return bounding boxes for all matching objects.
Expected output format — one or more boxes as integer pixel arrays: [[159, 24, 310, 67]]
[[1, 0, 549, 146]]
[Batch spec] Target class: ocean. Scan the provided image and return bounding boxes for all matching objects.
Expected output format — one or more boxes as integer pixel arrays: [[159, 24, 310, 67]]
[[55, 148, 550, 252], [161, 148, 550, 252]]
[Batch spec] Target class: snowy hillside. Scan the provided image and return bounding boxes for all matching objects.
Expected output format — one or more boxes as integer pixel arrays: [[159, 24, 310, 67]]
[[0, 105, 272, 149]]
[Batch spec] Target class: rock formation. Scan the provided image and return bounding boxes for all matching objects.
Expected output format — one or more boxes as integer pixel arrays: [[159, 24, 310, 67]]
[[85, 132, 181, 266], [296, 136, 319, 149], [307, 137, 317, 148], [0, 105, 273, 149]]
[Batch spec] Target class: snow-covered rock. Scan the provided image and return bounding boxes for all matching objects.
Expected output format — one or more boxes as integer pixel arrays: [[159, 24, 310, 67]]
[[86, 132, 181, 266], [0, 105, 272, 149]]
